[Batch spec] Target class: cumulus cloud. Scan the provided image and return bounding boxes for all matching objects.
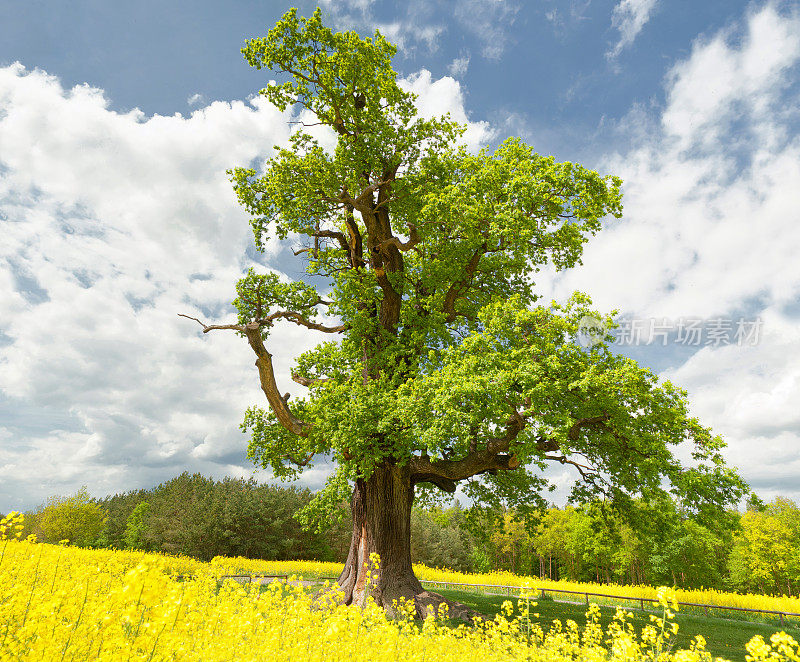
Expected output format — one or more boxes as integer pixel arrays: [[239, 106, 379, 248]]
[[0, 63, 491, 511], [607, 0, 658, 60], [540, 3, 800, 501], [400, 70, 494, 151], [0, 63, 304, 510], [663, 308, 800, 502]]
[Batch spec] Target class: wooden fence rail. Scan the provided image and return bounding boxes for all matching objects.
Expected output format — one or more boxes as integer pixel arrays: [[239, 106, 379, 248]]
[[168, 574, 800, 627], [171, 574, 289, 584], [418, 579, 800, 627]]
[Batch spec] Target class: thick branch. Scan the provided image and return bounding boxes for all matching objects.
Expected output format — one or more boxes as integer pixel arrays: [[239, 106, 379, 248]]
[[442, 242, 487, 323], [535, 436, 560, 452], [313, 229, 351, 254], [344, 204, 364, 269], [410, 472, 457, 493], [410, 409, 526, 490], [242, 323, 309, 436], [376, 223, 420, 253], [410, 452, 520, 491], [179, 314, 310, 437], [409, 409, 612, 492], [261, 311, 347, 333], [567, 415, 610, 441]]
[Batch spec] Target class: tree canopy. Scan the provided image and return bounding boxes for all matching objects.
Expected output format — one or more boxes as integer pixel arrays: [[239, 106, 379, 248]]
[[184, 7, 748, 614]]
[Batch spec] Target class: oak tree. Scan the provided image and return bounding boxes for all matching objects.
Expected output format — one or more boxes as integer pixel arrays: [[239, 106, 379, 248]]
[[183, 8, 747, 617]]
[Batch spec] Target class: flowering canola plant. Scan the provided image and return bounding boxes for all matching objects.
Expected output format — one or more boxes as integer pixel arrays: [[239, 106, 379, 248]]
[[207, 556, 800, 625], [3, 513, 800, 661]]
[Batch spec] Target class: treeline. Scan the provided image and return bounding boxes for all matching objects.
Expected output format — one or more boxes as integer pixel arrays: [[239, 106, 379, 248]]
[[411, 497, 800, 596], [17, 473, 349, 562], [11, 475, 800, 596]]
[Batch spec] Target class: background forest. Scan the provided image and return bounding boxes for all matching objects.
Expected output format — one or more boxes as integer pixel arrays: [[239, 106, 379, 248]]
[[9, 474, 799, 598]]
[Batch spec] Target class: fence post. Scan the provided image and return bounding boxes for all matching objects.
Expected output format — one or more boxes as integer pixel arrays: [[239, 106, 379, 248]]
[[704, 605, 708, 617], [780, 612, 784, 627], [640, 598, 644, 612], [586, 593, 589, 606]]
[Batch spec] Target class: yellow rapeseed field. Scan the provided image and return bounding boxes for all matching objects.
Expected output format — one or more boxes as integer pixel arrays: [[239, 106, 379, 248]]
[[3, 512, 800, 661]]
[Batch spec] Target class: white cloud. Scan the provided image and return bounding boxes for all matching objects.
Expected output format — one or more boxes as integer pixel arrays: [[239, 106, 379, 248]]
[[663, 309, 800, 502], [607, 0, 658, 59], [662, 5, 800, 152], [300, 2, 515, 62], [540, 3, 800, 501], [454, 0, 520, 60], [545, 0, 593, 39], [447, 54, 470, 78], [319, 0, 374, 14], [0, 63, 491, 511], [0, 63, 311, 509], [187, 93, 205, 106], [400, 70, 494, 151], [319, 0, 444, 54]]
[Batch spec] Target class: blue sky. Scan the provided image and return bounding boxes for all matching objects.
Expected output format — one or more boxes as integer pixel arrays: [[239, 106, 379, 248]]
[[1, 0, 799, 512]]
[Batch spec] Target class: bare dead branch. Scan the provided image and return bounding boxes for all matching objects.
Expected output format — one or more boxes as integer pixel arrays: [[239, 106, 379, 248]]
[[177, 314, 243, 334], [292, 373, 330, 387], [179, 314, 311, 436], [178, 313, 205, 326], [543, 454, 598, 481]]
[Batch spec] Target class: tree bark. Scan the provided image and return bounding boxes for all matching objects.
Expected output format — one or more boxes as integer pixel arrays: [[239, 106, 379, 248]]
[[334, 461, 477, 621]]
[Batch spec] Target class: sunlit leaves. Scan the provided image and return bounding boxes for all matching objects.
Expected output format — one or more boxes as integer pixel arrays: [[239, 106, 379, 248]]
[[219, 7, 744, 531], [233, 268, 322, 332]]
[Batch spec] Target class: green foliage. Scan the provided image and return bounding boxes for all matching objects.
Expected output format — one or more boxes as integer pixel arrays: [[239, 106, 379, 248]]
[[431, 496, 745, 591], [219, 7, 747, 537], [649, 519, 726, 589], [728, 497, 800, 596], [233, 269, 324, 339], [34, 486, 105, 547], [411, 504, 474, 572], [96, 473, 348, 562], [123, 501, 150, 550]]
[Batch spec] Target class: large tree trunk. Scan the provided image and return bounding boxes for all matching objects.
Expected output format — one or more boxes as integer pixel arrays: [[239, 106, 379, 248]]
[[335, 461, 476, 621]]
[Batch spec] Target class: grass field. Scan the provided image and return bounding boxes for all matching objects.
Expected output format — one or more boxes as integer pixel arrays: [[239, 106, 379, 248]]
[[433, 587, 797, 662], [211, 557, 800, 629]]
